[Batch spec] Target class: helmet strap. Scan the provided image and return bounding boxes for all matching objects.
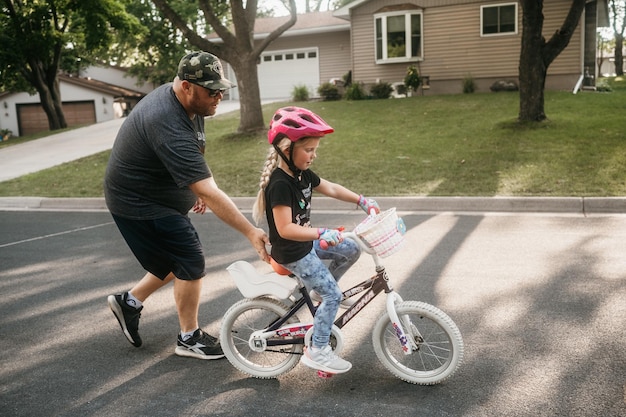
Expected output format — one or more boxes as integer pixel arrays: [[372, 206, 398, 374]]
[[273, 142, 302, 179]]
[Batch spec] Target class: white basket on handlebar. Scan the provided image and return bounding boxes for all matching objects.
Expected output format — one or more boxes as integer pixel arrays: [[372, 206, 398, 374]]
[[354, 208, 405, 258]]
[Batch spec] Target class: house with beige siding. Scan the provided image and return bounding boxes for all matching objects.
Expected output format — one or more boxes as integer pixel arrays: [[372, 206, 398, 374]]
[[232, 1, 607, 99], [334, 0, 609, 94]]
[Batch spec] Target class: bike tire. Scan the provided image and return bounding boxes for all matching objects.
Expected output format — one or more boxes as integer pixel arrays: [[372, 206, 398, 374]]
[[372, 300, 464, 385], [220, 297, 303, 379]]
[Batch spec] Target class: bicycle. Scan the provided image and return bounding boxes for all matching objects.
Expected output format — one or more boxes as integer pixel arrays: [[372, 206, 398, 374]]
[[219, 208, 464, 385]]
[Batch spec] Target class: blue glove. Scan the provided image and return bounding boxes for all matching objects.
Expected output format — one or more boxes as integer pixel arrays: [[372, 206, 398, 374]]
[[358, 195, 380, 215], [318, 228, 342, 247]]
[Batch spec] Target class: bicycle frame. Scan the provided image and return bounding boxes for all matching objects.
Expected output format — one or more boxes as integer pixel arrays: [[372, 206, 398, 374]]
[[250, 233, 415, 355]]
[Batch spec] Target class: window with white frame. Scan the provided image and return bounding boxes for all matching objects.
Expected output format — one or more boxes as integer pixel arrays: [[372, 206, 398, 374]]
[[481, 3, 517, 36], [375, 10, 422, 63]]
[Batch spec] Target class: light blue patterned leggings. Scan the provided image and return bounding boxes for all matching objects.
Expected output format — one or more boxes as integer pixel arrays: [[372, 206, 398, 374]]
[[282, 238, 361, 348]]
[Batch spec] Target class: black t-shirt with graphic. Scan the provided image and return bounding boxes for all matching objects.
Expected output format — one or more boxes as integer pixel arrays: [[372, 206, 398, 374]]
[[265, 168, 321, 264]]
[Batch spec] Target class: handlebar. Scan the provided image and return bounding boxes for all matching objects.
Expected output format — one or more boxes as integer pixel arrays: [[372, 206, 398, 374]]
[[318, 209, 379, 251], [342, 231, 377, 256], [318, 229, 377, 257]]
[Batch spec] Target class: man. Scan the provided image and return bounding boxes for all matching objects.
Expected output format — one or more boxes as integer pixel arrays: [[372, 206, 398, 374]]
[[104, 51, 269, 360]]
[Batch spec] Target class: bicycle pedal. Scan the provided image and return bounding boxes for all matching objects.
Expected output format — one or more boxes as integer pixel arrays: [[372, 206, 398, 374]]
[[317, 370, 334, 379]]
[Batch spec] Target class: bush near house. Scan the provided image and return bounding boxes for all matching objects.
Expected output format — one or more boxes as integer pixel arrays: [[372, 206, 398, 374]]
[[317, 82, 341, 101], [344, 82, 367, 100], [292, 85, 310, 102], [370, 81, 394, 99], [404, 65, 421, 94], [462, 74, 477, 94]]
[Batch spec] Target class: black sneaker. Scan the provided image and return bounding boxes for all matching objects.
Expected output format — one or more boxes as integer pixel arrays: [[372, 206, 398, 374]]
[[175, 329, 225, 360], [108, 292, 142, 347]]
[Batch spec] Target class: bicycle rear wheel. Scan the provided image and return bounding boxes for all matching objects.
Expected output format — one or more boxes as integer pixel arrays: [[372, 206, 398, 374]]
[[220, 297, 303, 379], [372, 301, 463, 385]]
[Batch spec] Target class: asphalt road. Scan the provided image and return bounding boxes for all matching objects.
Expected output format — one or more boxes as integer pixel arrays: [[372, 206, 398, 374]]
[[1, 209, 625, 417]]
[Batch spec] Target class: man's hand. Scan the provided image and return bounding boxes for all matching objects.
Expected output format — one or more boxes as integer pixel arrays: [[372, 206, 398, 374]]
[[191, 198, 207, 214], [249, 227, 270, 263]]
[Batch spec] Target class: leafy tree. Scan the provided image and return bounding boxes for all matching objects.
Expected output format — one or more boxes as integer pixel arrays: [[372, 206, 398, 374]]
[[111, 0, 196, 87], [518, 0, 587, 122], [609, 0, 625, 75], [0, 0, 144, 131], [150, 0, 297, 133]]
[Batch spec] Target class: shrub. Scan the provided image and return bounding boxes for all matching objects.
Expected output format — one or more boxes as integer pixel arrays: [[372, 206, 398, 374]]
[[490, 80, 518, 92], [596, 78, 613, 92], [1, 128, 12, 140], [317, 82, 341, 101], [344, 82, 367, 100], [370, 81, 393, 99], [462, 74, 477, 94], [404, 65, 421, 93], [291, 85, 309, 102]]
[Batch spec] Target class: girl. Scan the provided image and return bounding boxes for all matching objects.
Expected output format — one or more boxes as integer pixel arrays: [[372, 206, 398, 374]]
[[252, 107, 380, 374]]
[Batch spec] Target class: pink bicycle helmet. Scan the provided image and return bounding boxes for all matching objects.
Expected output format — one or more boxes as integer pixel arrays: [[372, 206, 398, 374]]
[[268, 107, 334, 144]]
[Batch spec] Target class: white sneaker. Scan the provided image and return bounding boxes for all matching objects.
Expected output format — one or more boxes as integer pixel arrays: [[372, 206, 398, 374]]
[[301, 345, 352, 374], [310, 291, 355, 309]]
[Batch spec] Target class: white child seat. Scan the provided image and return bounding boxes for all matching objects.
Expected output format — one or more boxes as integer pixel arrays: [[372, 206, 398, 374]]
[[226, 260, 298, 299]]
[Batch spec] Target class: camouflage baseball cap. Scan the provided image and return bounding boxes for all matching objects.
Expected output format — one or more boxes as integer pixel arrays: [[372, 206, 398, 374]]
[[177, 51, 235, 89]]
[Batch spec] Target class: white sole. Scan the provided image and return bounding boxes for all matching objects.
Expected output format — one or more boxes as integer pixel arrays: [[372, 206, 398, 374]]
[[300, 353, 352, 374], [174, 346, 225, 360], [108, 295, 140, 346]]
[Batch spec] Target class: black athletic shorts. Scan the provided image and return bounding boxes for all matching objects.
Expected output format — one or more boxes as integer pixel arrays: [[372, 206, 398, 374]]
[[111, 213, 205, 280]]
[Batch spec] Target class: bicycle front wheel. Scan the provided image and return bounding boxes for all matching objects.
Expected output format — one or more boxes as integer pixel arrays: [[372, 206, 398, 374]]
[[372, 301, 464, 385], [220, 297, 303, 379]]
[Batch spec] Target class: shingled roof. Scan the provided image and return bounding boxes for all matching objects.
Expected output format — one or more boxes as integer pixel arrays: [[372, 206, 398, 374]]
[[59, 74, 145, 99], [207, 10, 348, 41]]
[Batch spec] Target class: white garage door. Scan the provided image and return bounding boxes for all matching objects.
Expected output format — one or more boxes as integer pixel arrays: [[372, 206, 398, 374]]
[[258, 48, 320, 100]]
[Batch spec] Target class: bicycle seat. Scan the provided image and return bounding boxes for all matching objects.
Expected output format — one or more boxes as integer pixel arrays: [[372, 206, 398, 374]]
[[227, 260, 297, 299], [270, 257, 292, 276]]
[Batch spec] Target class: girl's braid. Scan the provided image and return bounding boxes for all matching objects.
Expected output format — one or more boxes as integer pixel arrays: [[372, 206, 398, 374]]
[[252, 146, 279, 225]]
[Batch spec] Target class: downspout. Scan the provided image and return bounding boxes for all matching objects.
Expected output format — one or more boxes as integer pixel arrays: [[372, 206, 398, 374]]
[[573, 5, 586, 95], [573, 74, 584, 94]]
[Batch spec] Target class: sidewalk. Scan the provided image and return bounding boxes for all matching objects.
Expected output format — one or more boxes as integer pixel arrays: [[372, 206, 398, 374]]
[[1, 195, 625, 215]]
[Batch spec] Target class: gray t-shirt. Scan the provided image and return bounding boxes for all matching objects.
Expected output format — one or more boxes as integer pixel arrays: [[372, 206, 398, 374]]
[[104, 83, 211, 219]]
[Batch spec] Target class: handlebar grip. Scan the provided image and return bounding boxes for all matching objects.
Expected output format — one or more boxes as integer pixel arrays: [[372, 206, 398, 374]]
[[319, 227, 344, 250]]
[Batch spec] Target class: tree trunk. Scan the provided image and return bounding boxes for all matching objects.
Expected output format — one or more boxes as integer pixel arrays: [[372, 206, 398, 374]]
[[519, 1, 547, 122], [615, 33, 624, 75], [229, 56, 265, 133], [29, 63, 67, 131], [150, 0, 297, 134], [518, 0, 586, 122], [48, 76, 67, 130]]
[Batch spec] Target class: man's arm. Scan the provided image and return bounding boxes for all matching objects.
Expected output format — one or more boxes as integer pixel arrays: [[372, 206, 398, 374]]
[[189, 177, 269, 263]]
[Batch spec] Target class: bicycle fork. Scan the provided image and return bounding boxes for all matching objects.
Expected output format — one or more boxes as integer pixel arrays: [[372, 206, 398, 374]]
[[336, 268, 419, 356], [386, 291, 419, 355]]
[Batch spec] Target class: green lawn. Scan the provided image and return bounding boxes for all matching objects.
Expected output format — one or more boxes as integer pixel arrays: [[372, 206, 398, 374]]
[[0, 77, 624, 197]]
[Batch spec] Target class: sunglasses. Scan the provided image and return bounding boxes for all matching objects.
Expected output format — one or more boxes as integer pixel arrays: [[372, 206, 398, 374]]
[[207, 88, 226, 97]]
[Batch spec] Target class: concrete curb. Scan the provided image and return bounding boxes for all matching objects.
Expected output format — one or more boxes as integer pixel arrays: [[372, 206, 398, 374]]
[[1, 196, 625, 214]]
